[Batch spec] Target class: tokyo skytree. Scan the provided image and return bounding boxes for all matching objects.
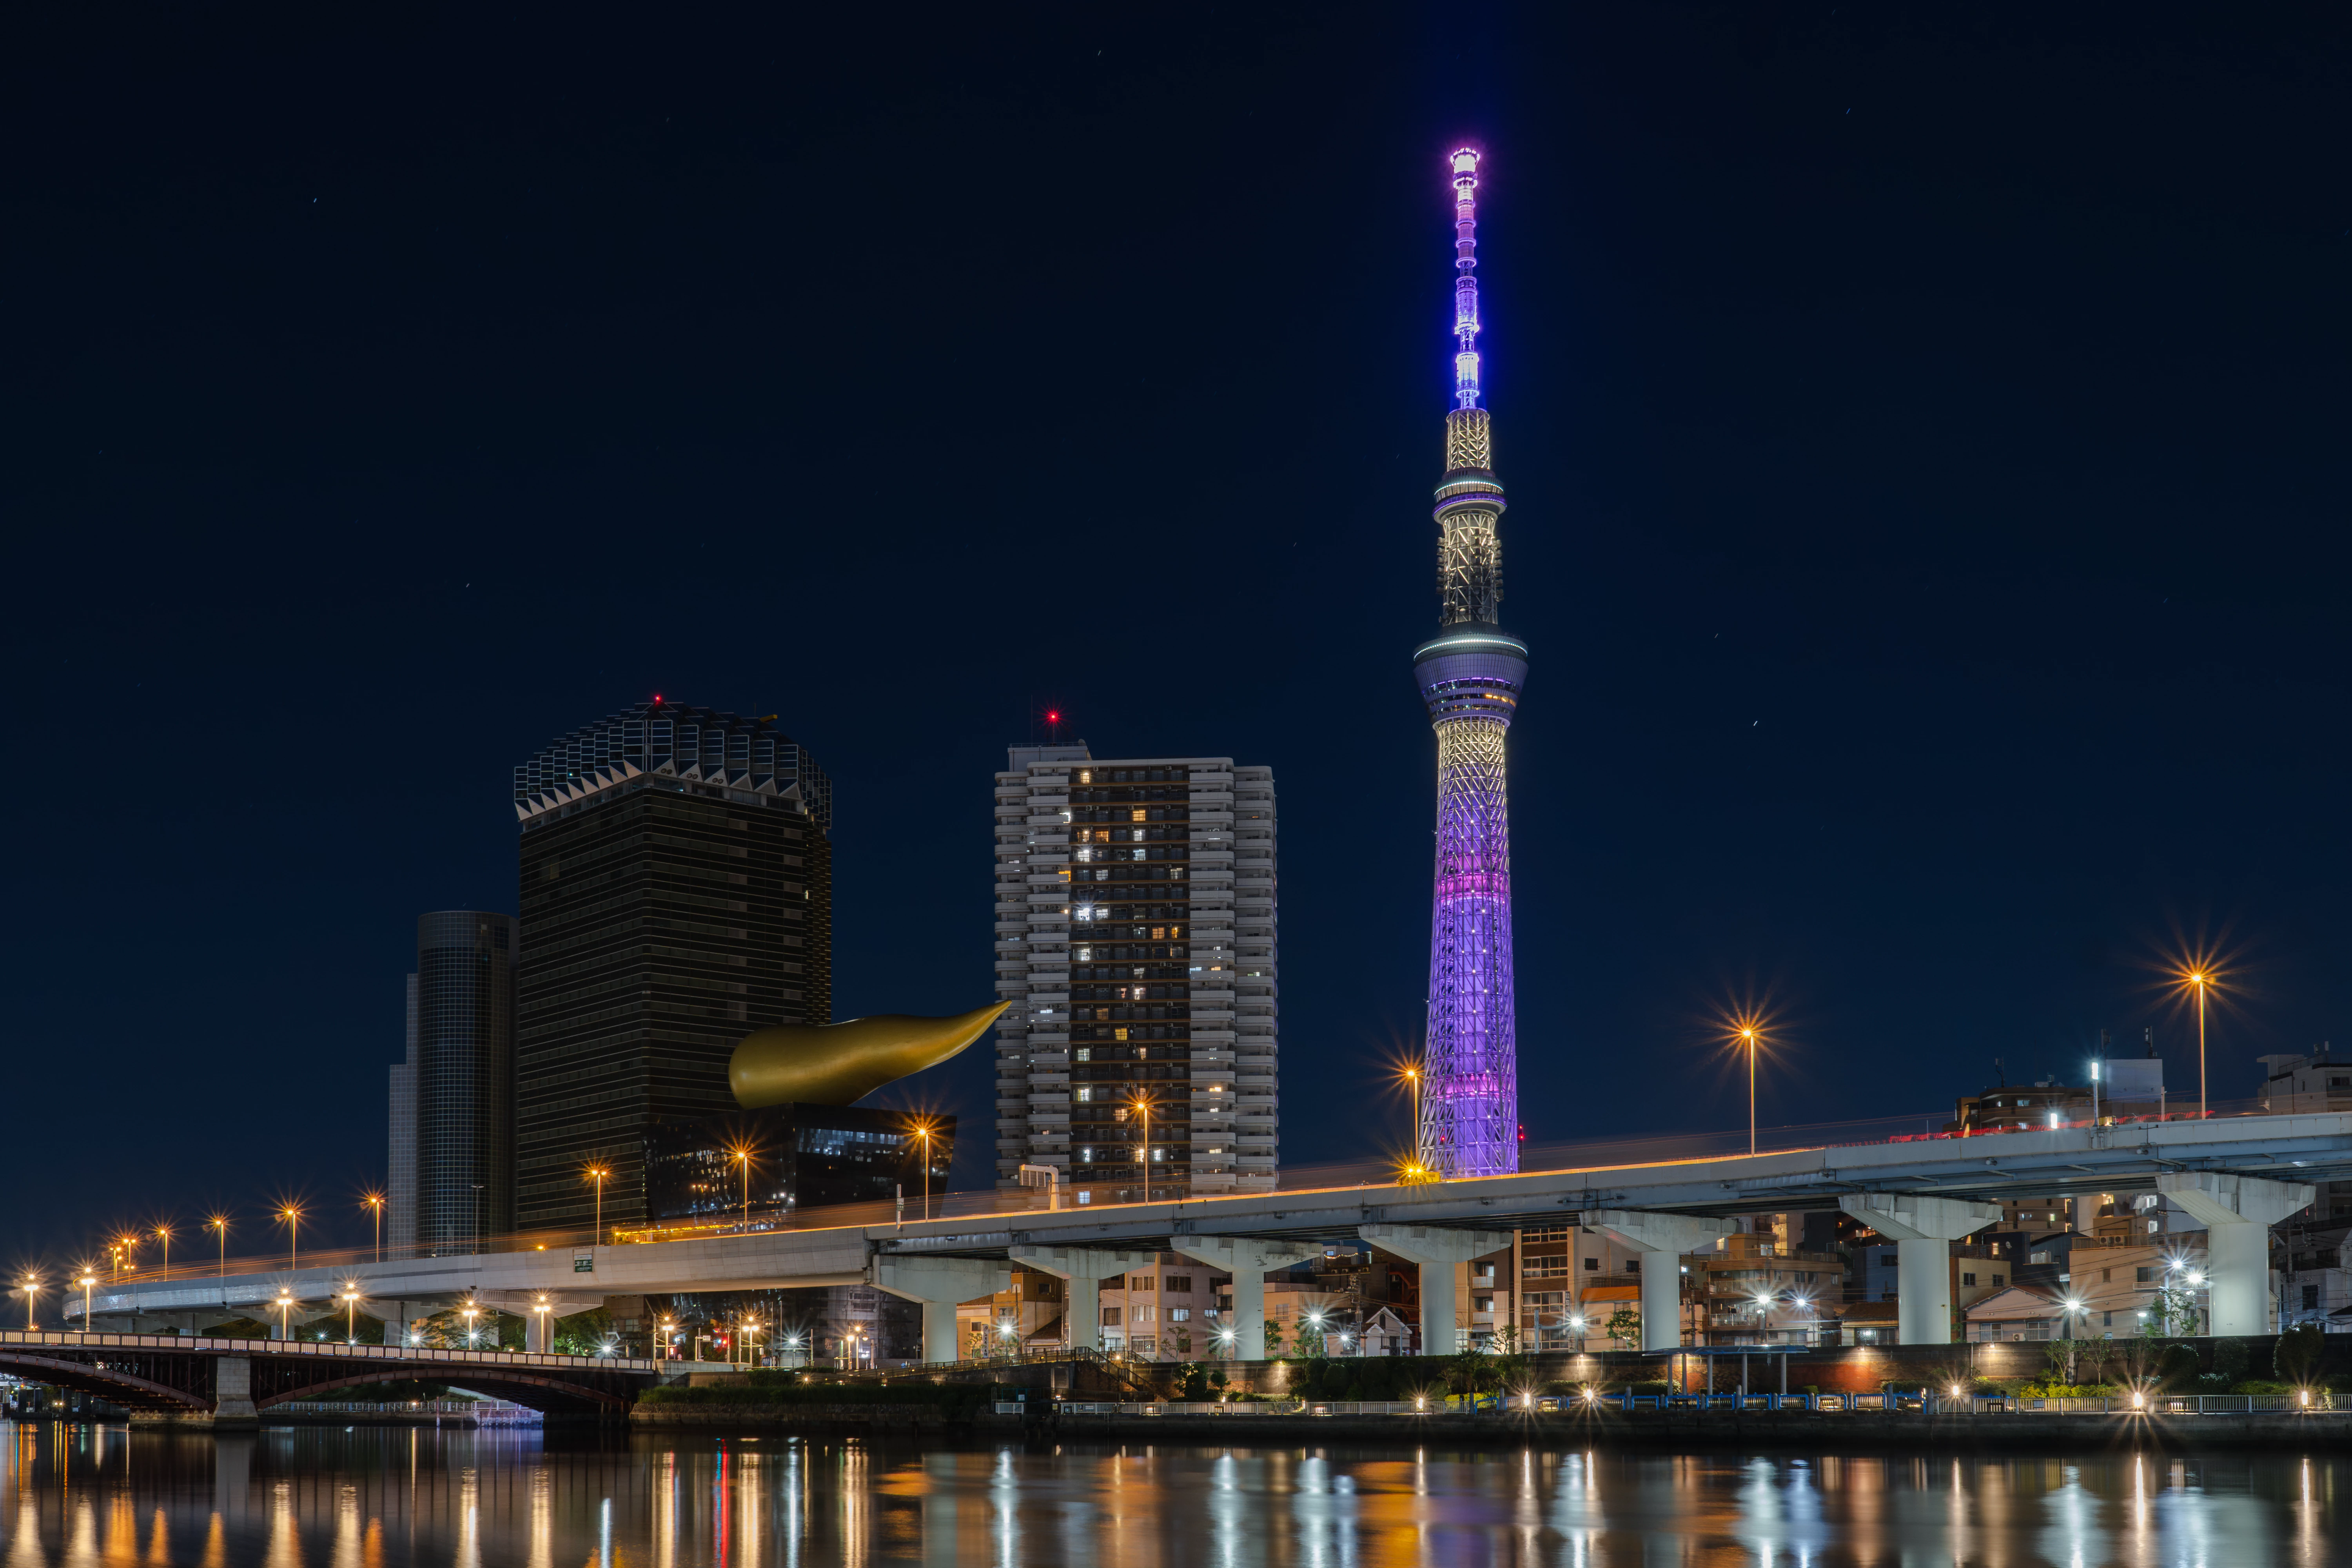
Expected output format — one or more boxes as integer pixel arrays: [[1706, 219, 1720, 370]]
[[1413, 147, 1526, 1178]]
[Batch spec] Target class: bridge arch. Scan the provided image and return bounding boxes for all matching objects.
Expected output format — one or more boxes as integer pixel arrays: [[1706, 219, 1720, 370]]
[[252, 1369, 626, 1414], [0, 1352, 208, 1412]]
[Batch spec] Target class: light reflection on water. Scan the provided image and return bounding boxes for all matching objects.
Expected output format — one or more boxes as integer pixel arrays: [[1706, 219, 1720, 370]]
[[1, 1422, 2344, 1566]]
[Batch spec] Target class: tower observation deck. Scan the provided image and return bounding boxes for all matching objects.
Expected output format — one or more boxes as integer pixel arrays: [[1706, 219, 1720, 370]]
[[1412, 147, 1526, 1179]]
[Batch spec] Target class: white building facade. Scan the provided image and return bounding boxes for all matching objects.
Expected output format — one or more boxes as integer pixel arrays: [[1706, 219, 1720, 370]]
[[994, 744, 1277, 1197]]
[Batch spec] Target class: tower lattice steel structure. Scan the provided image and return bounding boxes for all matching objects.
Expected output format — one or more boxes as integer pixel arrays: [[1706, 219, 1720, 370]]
[[1413, 147, 1526, 1178]]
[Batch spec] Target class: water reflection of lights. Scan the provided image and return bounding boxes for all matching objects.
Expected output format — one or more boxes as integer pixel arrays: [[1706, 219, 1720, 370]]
[[0, 1423, 2338, 1562]]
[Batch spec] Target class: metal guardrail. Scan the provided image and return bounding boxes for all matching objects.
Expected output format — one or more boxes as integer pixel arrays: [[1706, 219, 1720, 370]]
[[1020, 1391, 2347, 1418], [0, 1329, 659, 1372], [278, 1400, 543, 1420]]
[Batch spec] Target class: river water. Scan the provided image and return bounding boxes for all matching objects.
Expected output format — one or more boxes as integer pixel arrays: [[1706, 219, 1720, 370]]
[[1, 1423, 2344, 1566]]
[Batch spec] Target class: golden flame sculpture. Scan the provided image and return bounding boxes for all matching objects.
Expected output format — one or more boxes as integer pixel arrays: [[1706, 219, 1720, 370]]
[[727, 1001, 1009, 1109]]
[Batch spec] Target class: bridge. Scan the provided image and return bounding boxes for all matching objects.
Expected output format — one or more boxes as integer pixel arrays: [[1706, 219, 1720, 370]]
[[67, 1112, 2352, 1363], [0, 1330, 661, 1425]]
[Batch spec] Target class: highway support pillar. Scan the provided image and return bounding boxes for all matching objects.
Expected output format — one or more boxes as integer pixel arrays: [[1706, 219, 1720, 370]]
[[1007, 1245, 1162, 1354], [213, 1356, 256, 1427], [1359, 1225, 1517, 1357], [1169, 1238, 1328, 1361], [2158, 1171, 2314, 1336], [871, 1256, 1011, 1365], [1838, 1194, 2001, 1346], [1589, 1212, 1737, 1353]]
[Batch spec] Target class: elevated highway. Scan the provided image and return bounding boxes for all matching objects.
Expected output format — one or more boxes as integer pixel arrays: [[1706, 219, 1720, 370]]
[[71, 1112, 2352, 1358]]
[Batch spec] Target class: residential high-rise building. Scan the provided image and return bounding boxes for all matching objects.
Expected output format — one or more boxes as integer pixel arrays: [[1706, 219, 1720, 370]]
[[993, 745, 1277, 1198], [412, 911, 516, 1251], [385, 974, 419, 1255], [513, 700, 832, 1231], [1414, 147, 1527, 1178]]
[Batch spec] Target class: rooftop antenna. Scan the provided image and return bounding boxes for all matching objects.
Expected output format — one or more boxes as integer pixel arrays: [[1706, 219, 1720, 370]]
[[2145, 1025, 2156, 1058], [1993, 1056, 2006, 1087]]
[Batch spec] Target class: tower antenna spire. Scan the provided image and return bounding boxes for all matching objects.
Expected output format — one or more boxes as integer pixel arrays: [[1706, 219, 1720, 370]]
[[1451, 147, 1482, 412], [1412, 145, 1527, 1180]]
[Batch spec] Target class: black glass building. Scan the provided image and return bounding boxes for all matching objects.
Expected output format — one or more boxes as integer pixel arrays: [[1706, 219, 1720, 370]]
[[642, 1106, 955, 1229], [514, 701, 832, 1231], [413, 911, 516, 1251]]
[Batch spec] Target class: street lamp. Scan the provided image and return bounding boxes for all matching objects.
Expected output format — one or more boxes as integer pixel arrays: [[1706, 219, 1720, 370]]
[[658, 1318, 677, 1359], [274, 1290, 295, 1341], [340, 1286, 363, 1344], [533, 1295, 552, 1354], [1403, 1061, 1423, 1171], [1739, 1026, 1760, 1156], [154, 1223, 173, 1282], [279, 1205, 304, 1270], [2185, 969, 2212, 1119], [907, 1118, 938, 1223], [17, 1278, 38, 1332], [730, 1147, 755, 1232], [741, 1319, 762, 1367], [209, 1216, 230, 1279], [361, 1194, 385, 1262], [1129, 1095, 1155, 1198], [785, 1330, 805, 1368], [462, 1301, 482, 1349], [78, 1273, 95, 1331], [584, 1165, 610, 1242]]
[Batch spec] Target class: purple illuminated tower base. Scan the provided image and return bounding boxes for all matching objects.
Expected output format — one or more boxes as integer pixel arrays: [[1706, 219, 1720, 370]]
[[1414, 148, 1525, 1179]]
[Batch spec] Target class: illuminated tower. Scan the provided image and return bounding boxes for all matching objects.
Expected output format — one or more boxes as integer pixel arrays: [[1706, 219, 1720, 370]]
[[1414, 147, 1526, 1178]]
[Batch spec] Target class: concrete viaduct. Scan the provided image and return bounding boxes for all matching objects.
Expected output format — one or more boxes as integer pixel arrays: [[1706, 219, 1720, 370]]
[[70, 1113, 2352, 1361]]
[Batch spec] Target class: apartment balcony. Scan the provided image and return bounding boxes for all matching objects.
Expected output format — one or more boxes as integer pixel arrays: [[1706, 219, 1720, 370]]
[[1029, 1051, 1069, 1069]]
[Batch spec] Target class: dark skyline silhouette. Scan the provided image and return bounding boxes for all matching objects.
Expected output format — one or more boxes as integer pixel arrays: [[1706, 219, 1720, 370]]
[[4, 4, 2348, 1261]]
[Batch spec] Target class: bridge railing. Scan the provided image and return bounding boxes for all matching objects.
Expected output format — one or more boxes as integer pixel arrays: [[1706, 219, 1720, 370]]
[[0, 1329, 657, 1372]]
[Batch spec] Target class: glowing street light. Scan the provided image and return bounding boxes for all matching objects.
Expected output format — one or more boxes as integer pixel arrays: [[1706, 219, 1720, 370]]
[[584, 1165, 610, 1242], [78, 1273, 95, 1330], [274, 1290, 295, 1341], [740, 1319, 762, 1367], [340, 1286, 363, 1344], [1402, 1060, 1423, 1170], [729, 1147, 756, 1232], [1130, 1094, 1156, 1196], [279, 1205, 305, 1270], [1734, 1023, 1762, 1156], [906, 1118, 939, 1222], [208, 1216, 230, 1279], [462, 1301, 482, 1349], [16, 1277, 39, 1332], [533, 1294, 552, 1353], [361, 1193, 385, 1262], [154, 1223, 174, 1282], [2183, 967, 2213, 1119]]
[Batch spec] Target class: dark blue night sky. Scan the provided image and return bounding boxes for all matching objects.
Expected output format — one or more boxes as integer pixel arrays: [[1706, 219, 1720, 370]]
[[4, 5, 2348, 1261]]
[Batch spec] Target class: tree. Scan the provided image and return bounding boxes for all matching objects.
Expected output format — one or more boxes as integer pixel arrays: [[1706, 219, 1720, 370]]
[[2141, 1283, 2199, 1339], [1490, 1323, 1528, 1392], [1446, 1345, 1494, 1400], [2044, 1338, 2089, 1387], [552, 1307, 614, 1356], [1262, 1316, 1287, 1359], [2278, 1323, 2324, 1386], [1604, 1307, 1641, 1350]]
